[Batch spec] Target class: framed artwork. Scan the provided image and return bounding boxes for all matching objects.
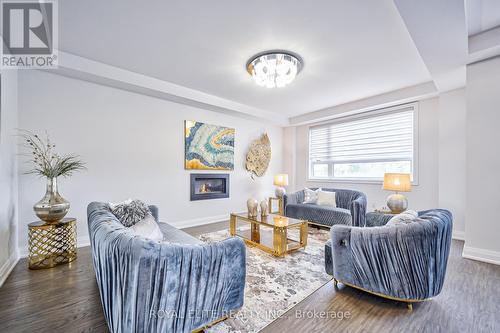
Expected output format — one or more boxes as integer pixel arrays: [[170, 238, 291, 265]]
[[184, 120, 235, 170]]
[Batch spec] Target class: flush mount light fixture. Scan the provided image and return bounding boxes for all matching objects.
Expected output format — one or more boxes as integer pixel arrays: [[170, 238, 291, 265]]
[[246, 51, 303, 88]]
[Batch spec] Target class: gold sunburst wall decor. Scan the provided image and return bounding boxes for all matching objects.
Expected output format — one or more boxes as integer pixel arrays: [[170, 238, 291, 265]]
[[246, 133, 272, 178]]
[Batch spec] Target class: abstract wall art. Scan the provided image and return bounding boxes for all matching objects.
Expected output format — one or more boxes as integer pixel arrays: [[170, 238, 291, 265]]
[[185, 120, 235, 170]]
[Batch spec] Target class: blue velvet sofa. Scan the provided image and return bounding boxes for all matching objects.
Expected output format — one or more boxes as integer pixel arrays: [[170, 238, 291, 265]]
[[87, 202, 246, 333], [324, 209, 452, 308], [284, 188, 367, 227]]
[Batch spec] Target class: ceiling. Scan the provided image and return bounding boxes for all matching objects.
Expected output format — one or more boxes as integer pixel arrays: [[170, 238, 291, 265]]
[[58, 0, 432, 118], [467, 0, 500, 36]]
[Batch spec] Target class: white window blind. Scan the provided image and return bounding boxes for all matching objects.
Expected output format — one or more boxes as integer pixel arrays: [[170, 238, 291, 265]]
[[308, 104, 416, 181]]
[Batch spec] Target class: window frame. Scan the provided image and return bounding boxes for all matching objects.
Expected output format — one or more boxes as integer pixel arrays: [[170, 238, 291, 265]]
[[307, 102, 419, 185]]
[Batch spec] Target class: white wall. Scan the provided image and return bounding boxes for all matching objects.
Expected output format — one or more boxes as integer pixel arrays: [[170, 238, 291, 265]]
[[291, 98, 440, 212], [464, 56, 500, 264], [0, 70, 19, 286], [438, 88, 466, 239], [17, 70, 283, 252], [282, 126, 297, 190]]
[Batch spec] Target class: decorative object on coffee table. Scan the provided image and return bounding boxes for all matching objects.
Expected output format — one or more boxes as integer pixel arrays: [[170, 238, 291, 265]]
[[247, 198, 258, 217], [245, 133, 272, 179], [19, 130, 86, 223], [268, 197, 284, 215], [260, 199, 268, 216], [383, 173, 412, 214], [230, 212, 308, 257], [28, 218, 77, 269], [273, 173, 288, 197]]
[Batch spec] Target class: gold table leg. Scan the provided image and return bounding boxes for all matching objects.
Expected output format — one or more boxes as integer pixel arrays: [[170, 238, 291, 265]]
[[251, 222, 260, 243], [300, 222, 308, 247], [273, 226, 287, 256], [229, 214, 236, 236]]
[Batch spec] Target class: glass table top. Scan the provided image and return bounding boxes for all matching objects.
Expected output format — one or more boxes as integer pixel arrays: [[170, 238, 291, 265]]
[[231, 212, 304, 227]]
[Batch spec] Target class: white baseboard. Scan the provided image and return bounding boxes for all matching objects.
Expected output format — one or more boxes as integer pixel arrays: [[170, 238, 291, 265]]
[[19, 235, 91, 258], [462, 245, 500, 266], [171, 214, 229, 229], [452, 230, 465, 241], [0, 252, 20, 288]]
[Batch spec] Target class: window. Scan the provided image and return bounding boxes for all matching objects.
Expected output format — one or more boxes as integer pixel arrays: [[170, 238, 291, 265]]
[[308, 104, 417, 182]]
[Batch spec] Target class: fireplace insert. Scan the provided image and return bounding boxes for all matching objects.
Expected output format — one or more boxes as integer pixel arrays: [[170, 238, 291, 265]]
[[190, 174, 229, 201]]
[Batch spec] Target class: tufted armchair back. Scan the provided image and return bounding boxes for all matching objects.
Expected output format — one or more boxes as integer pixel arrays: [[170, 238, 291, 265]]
[[329, 209, 453, 300]]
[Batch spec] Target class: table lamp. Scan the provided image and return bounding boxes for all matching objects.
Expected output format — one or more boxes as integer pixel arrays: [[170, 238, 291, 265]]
[[273, 174, 289, 197], [382, 173, 412, 213]]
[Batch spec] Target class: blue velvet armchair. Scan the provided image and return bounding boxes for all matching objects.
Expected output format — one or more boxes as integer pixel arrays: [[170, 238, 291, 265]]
[[325, 209, 453, 309], [87, 202, 246, 333], [284, 188, 367, 227]]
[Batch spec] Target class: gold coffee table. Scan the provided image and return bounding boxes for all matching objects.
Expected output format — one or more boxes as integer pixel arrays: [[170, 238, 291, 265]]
[[230, 213, 308, 257]]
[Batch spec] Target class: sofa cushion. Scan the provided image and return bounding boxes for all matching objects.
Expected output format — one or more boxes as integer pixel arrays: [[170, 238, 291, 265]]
[[158, 222, 202, 245], [110, 199, 151, 227], [129, 214, 163, 241], [303, 187, 321, 204], [286, 203, 352, 227], [317, 190, 336, 207]]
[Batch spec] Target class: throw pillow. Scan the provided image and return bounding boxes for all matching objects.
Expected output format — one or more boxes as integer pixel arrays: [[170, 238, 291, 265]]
[[108, 198, 133, 210], [316, 190, 336, 207], [303, 188, 321, 204], [129, 214, 163, 241], [110, 199, 151, 227], [387, 210, 418, 225]]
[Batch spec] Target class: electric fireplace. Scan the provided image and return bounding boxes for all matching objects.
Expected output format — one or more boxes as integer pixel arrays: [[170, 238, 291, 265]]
[[190, 174, 229, 201]]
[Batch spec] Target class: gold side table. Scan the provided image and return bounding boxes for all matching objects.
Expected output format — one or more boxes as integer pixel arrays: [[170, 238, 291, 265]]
[[28, 218, 77, 270], [268, 197, 284, 215]]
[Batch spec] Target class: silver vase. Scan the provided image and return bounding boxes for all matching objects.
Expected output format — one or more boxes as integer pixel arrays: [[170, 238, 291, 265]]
[[34, 177, 70, 223]]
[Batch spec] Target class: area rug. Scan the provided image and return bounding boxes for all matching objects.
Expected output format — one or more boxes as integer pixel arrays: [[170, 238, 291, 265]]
[[198, 226, 332, 332]]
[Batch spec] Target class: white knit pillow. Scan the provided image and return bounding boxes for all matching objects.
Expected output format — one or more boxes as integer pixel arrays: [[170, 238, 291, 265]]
[[303, 188, 321, 204], [129, 214, 163, 241], [316, 190, 336, 207]]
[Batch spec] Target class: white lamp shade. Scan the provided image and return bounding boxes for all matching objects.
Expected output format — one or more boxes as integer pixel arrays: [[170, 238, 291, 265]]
[[382, 173, 412, 192], [273, 174, 289, 187]]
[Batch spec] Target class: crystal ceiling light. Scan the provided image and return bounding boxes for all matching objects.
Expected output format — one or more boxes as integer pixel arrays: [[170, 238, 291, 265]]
[[246, 51, 303, 88]]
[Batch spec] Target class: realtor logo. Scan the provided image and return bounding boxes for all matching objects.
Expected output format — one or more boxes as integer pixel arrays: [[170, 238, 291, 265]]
[[1, 0, 58, 68]]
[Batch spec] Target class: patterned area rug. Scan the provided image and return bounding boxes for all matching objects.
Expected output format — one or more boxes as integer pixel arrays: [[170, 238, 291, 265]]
[[199, 226, 332, 332]]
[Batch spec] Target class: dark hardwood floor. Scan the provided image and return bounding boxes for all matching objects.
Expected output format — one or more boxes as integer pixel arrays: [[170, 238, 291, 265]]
[[1, 222, 499, 333]]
